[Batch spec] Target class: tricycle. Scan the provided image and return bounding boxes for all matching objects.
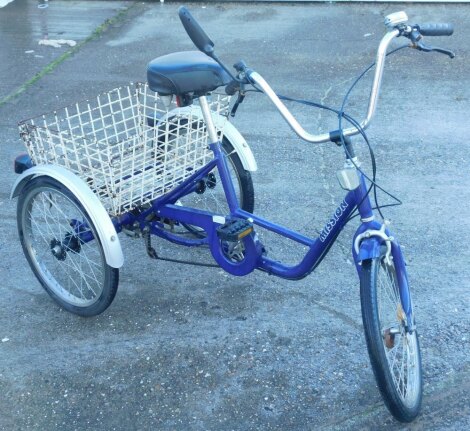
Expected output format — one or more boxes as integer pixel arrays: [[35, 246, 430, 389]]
[[12, 7, 455, 422]]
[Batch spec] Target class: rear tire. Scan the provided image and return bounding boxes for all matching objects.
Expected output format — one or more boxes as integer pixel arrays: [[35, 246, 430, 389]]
[[360, 256, 423, 422], [17, 177, 119, 316], [180, 137, 254, 236]]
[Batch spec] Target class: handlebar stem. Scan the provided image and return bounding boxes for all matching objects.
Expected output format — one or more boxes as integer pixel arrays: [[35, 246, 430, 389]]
[[249, 29, 400, 144]]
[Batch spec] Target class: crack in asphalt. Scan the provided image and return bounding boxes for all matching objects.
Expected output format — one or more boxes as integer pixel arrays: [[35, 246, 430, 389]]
[[311, 298, 362, 330], [317, 368, 470, 430]]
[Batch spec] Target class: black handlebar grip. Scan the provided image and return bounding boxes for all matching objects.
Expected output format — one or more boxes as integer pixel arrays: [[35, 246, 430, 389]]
[[418, 23, 454, 36], [178, 6, 214, 56]]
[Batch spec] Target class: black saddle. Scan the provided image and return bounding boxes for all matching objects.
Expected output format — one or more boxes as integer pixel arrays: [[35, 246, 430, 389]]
[[147, 51, 231, 96]]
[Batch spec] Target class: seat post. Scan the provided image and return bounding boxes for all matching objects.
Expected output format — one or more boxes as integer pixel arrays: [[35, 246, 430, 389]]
[[198, 95, 219, 144]]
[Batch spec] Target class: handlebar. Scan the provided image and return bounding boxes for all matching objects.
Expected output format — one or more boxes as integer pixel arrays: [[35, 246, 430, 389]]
[[177, 8, 454, 144], [178, 6, 215, 56], [247, 29, 400, 144], [242, 18, 455, 144]]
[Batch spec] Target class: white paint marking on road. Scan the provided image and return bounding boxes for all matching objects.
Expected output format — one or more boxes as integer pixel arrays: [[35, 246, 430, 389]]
[[38, 39, 77, 48]]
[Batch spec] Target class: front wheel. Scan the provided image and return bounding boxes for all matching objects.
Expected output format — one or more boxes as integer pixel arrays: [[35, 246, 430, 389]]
[[17, 177, 119, 316], [360, 256, 423, 422]]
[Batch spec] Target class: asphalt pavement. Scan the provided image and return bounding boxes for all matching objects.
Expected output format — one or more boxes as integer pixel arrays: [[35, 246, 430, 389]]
[[0, 1, 469, 430]]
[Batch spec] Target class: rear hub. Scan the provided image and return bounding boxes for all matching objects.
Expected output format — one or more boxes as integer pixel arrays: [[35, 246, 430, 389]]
[[50, 239, 66, 261]]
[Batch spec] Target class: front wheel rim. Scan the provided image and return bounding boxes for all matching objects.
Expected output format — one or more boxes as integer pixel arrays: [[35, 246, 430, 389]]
[[377, 261, 421, 408]]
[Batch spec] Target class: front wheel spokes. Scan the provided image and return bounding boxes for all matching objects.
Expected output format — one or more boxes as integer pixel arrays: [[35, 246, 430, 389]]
[[390, 336, 406, 399], [360, 256, 422, 421], [378, 262, 419, 406]]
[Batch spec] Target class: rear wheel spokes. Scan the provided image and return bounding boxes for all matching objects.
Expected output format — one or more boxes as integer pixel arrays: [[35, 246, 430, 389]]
[[18, 177, 119, 316], [25, 187, 105, 306]]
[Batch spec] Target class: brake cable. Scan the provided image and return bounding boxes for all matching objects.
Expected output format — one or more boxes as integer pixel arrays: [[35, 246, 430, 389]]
[[337, 44, 409, 221], [240, 44, 410, 224]]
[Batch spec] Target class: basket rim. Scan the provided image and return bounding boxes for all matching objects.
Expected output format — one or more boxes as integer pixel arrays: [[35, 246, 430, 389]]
[[17, 82, 231, 127], [18, 82, 146, 127]]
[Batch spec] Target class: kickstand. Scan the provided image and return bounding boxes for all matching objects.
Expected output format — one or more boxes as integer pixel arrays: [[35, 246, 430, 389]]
[[143, 229, 158, 259]]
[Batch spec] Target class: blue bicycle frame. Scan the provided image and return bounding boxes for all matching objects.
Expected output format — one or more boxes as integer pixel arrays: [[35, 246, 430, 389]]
[[104, 134, 413, 329]]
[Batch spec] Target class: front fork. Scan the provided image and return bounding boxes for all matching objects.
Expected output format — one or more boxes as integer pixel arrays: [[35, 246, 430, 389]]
[[353, 221, 415, 333], [349, 171, 414, 332]]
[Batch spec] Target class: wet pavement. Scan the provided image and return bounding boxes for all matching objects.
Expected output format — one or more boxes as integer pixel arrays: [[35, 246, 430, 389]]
[[0, 0, 128, 103], [0, 1, 469, 430]]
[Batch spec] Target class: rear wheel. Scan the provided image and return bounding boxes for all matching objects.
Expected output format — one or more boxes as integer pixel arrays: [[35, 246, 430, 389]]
[[360, 256, 422, 422], [180, 137, 254, 236], [17, 177, 119, 316]]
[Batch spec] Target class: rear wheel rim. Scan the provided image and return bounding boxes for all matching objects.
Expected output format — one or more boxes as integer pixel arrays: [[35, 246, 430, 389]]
[[21, 186, 106, 307]]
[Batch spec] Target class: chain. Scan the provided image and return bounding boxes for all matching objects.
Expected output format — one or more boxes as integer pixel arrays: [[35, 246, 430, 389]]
[[143, 228, 219, 268]]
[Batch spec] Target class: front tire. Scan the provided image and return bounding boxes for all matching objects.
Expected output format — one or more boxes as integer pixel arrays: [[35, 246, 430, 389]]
[[17, 177, 119, 316], [360, 256, 423, 422]]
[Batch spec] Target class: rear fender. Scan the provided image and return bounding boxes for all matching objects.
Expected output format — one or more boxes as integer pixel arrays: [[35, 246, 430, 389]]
[[11, 165, 124, 268]]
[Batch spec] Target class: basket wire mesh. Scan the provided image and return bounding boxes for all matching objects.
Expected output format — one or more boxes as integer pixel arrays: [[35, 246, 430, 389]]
[[19, 83, 231, 216]]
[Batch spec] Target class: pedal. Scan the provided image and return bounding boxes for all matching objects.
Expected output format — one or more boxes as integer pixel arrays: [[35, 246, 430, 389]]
[[216, 218, 253, 242]]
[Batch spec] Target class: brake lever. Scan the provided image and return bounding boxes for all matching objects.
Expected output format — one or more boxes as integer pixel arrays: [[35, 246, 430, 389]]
[[230, 89, 246, 117], [414, 41, 455, 59]]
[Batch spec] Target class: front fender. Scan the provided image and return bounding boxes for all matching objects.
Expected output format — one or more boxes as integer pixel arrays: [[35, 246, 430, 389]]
[[356, 237, 383, 263], [11, 165, 124, 268], [352, 222, 413, 325]]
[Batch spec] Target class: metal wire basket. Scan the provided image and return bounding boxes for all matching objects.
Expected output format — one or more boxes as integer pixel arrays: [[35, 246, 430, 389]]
[[19, 83, 231, 216]]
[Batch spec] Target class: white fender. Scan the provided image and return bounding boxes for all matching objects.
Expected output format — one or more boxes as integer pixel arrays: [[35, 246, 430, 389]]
[[158, 106, 257, 172], [11, 165, 124, 268], [220, 119, 258, 172]]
